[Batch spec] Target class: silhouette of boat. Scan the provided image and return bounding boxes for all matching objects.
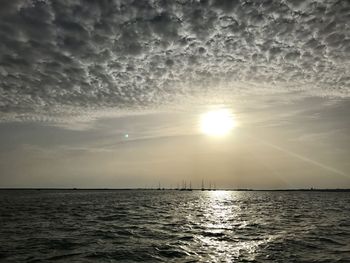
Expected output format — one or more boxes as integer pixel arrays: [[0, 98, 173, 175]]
[[179, 180, 192, 191]]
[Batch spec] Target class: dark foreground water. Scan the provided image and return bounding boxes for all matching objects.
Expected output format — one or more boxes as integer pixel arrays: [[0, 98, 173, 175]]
[[0, 190, 350, 262]]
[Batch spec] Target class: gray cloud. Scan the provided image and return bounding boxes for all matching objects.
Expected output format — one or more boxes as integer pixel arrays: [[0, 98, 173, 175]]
[[0, 0, 349, 122]]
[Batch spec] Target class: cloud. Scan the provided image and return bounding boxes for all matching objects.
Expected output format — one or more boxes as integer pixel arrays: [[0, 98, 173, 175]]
[[0, 0, 349, 122]]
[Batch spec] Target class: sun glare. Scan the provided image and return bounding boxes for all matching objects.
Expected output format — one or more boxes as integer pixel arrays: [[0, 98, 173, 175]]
[[200, 109, 236, 136]]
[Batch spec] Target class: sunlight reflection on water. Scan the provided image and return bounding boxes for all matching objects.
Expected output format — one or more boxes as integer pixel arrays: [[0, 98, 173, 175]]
[[193, 191, 272, 262]]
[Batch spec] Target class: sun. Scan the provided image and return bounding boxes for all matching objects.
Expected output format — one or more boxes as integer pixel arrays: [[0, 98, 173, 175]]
[[200, 109, 236, 136]]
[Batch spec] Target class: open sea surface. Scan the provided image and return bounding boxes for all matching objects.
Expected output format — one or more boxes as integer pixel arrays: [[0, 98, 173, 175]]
[[0, 190, 350, 262]]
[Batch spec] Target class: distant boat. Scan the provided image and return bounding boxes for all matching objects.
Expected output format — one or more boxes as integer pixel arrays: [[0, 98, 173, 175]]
[[179, 180, 192, 191], [188, 181, 193, 191]]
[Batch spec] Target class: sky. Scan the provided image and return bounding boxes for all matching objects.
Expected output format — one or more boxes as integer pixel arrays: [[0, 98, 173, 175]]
[[0, 0, 349, 188]]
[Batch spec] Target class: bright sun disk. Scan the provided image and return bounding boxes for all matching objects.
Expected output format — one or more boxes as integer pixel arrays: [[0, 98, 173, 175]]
[[200, 109, 236, 136]]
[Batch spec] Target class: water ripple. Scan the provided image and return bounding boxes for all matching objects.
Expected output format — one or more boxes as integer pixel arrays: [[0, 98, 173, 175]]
[[1, 190, 350, 262]]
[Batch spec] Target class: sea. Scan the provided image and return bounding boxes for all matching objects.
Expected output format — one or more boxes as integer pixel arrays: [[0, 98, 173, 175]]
[[0, 190, 350, 262]]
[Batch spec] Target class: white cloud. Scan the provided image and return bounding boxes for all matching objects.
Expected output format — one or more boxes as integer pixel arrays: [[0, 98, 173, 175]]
[[0, 0, 349, 122]]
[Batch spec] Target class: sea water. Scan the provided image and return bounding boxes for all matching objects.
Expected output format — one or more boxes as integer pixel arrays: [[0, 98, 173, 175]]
[[1, 190, 350, 262]]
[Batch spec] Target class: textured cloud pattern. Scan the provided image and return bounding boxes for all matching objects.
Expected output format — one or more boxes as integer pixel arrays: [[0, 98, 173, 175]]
[[0, 0, 349, 121]]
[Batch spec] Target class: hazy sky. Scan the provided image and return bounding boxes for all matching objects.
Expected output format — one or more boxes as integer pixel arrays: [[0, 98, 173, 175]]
[[0, 0, 349, 188]]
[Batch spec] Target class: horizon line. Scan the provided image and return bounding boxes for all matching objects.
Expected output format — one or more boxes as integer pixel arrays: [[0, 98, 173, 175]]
[[1, 188, 350, 192]]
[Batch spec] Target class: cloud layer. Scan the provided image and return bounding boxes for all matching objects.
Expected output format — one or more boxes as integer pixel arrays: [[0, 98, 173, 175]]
[[0, 0, 349, 121]]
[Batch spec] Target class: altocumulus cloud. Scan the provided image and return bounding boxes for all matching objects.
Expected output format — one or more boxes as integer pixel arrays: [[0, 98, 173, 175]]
[[0, 0, 349, 122]]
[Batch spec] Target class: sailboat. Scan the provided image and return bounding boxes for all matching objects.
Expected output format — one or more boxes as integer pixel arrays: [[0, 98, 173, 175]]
[[188, 181, 193, 191], [179, 180, 192, 191]]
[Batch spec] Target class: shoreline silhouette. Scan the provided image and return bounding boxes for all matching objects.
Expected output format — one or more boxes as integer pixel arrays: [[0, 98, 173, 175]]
[[1, 188, 350, 192]]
